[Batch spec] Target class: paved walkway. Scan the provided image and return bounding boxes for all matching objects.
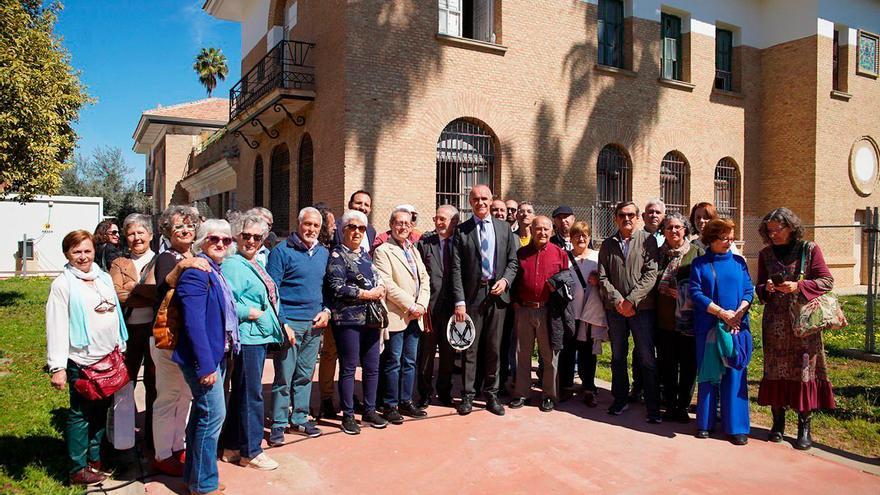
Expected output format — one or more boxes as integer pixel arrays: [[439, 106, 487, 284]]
[[133, 361, 880, 495]]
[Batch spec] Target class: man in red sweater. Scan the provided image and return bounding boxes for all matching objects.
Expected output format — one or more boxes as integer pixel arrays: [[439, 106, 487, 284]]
[[508, 216, 569, 412]]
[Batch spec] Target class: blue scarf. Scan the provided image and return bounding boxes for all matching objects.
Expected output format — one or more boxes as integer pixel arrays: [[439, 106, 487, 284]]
[[63, 263, 128, 348], [200, 254, 241, 354]]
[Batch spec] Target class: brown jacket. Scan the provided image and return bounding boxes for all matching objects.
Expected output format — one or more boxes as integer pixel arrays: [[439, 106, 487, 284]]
[[109, 256, 157, 309], [597, 230, 660, 311]]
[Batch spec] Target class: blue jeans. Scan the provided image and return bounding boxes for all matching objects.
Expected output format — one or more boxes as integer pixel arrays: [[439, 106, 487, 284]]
[[180, 359, 227, 494], [221, 344, 267, 458], [271, 320, 323, 428], [381, 320, 421, 408], [606, 309, 660, 415], [335, 324, 381, 416]]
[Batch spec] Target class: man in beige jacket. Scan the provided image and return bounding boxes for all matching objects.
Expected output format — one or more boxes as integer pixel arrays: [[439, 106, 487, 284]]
[[373, 207, 431, 424]]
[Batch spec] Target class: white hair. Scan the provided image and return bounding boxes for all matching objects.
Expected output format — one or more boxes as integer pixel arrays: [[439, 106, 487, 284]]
[[123, 213, 153, 236], [298, 206, 322, 224], [437, 204, 459, 218], [246, 207, 273, 223], [644, 198, 666, 212], [232, 214, 269, 237], [388, 207, 413, 223], [193, 219, 234, 258], [340, 209, 368, 227]]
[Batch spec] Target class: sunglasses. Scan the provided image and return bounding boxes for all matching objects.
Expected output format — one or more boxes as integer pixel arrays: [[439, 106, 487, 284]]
[[107, 230, 120, 236], [616, 212, 637, 219], [207, 235, 233, 246], [94, 299, 117, 314], [240, 233, 264, 243], [345, 224, 367, 233]]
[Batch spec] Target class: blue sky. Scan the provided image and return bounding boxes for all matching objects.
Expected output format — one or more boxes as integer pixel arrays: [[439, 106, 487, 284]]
[[55, 0, 241, 182]]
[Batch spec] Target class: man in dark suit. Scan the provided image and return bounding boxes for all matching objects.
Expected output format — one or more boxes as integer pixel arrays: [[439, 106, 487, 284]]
[[415, 204, 459, 408], [332, 190, 377, 248], [451, 184, 520, 416]]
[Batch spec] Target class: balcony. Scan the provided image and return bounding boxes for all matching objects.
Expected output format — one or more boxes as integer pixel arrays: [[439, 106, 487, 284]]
[[229, 40, 315, 122]]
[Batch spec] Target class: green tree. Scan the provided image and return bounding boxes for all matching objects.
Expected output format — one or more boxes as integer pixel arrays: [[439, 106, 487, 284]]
[[59, 146, 149, 221], [0, 1, 91, 201], [193, 47, 228, 98]]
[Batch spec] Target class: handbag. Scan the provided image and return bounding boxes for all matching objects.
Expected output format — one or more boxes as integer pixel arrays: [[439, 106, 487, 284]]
[[792, 242, 847, 337], [73, 347, 130, 401], [340, 250, 389, 329], [152, 288, 181, 349]]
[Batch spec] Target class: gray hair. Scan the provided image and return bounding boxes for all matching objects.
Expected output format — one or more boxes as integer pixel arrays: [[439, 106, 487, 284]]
[[246, 207, 273, 224], [122, 213, 153, 236], [158, 205, 200, 237], [298, 206, 322, 224], [758, 207, 805, 245], [232, 214, 269, 237], [389, 207, 413, 224], [658, 211, 692, 238], [193, 219, 233, 257], [340, 209, 368, 227], [644, 198, 666, 212]]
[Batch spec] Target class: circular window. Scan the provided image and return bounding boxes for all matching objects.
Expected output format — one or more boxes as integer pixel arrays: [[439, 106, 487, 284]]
[[850, 138, 879, 196]]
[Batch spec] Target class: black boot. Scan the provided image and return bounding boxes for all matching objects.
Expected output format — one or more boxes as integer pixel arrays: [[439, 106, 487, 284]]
[[768, 407, 785, 443], [795, 411, 813, 450]]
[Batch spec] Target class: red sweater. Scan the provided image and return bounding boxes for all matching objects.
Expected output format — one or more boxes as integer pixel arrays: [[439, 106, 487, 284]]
[[514, 242, 569, 303]]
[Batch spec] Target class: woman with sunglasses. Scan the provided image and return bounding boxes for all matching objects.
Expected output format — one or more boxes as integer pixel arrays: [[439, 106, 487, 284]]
[[325, 209, 389, 434], [94, 219, 122, 271], [46, 230, 129, 485], [218, 214, 282, 470], [689, 218, 754, 446], [174, 219, 240, 495], [150, 205, 210, 477]]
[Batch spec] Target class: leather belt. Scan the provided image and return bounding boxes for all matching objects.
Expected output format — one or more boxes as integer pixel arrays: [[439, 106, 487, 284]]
[[479, 279, 494, 286], [521, 301, 544, 309]]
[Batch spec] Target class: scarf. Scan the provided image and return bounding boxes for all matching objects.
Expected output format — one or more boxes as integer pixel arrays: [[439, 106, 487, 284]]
[[63, 263, 129, 348], [658, 241, 691, 296], [200, 254, 241, 354], [698, 321, 735, 384]]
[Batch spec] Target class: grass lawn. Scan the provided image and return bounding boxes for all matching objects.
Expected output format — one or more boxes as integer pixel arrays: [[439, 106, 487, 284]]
[[596, 294, 880, 458], [0, 278, 878, 494]]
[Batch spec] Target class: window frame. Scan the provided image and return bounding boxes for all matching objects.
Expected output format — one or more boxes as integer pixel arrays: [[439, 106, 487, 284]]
[[661, 13, 682, 81], [598, 0, 625, 68], [715, 28, 733, 91]]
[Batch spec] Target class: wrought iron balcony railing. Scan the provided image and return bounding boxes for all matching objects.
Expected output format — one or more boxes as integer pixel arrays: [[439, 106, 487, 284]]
[[229, 40, 315, 121]]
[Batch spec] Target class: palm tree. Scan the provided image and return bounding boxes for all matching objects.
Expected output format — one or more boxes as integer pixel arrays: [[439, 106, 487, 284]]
[[193, 47, 229, 98]]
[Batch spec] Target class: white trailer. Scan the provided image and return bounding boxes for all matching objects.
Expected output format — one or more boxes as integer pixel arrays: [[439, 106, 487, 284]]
[[0, 195, 103, 277]]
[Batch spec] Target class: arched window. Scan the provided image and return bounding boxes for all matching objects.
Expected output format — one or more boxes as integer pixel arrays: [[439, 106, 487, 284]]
[[297, 134, 314, 212], [436, 118, 496, 217], [714, 157, 740, 219], [270, 144, 291, 236], [595, 144, 631, 239], [660, 151, 690, 215], [253, 155, 264, 207]]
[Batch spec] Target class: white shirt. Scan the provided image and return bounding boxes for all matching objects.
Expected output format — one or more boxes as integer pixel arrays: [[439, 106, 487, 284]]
[[46, 274, 125, 369], [577, 250, 608, 329]]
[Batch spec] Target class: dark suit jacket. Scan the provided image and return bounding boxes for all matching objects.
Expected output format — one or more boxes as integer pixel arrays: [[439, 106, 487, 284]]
[[172, 264, 228, 378], [332, 218, 377, 249], [451, 215, 519, 312], [416, 230, 455, 313]]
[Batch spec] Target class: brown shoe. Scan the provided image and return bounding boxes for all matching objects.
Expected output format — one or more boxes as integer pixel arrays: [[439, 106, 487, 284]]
[[69, 467, 106, 486], [584, 391, 598, 408]]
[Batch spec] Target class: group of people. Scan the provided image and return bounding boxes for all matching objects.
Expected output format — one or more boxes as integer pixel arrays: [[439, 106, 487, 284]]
[[46, 187, 838, 494]]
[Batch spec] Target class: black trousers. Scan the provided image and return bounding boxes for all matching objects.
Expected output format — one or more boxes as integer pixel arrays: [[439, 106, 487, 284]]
[[417, 304, 456, 401], [558, 322, 598, 392], [124, 322, 156, 451], [461, 289, 507, 400], [657, 330, 697, 411]]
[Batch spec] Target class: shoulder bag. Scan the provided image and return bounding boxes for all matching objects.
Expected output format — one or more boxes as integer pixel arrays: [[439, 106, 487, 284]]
[[340, 250, 388, 329], [73, 346, 130, 400], [792, 242, 847, 338], [152, 288, 181, 349]]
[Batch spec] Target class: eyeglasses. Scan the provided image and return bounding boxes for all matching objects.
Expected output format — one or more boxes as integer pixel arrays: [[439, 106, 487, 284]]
[[766, 226, 788, 235], [172, 224, 196, 232], [507, 208, 517, 213], [94, 299, 117, 314], [240, 233, 264, 243], [392, 221, 412, 228], [616, 212, 637, 219], [719, 237, 736, 243], [206, 235, 233, 246], [345, 224, 367, 233], [664, 224, 685, 231]]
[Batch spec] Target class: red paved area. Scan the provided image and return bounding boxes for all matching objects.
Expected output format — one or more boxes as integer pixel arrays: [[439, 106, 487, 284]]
[[144, 363, 880, 495]]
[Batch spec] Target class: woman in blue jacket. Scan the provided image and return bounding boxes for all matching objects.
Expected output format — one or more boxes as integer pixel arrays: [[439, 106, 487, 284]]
[[173, 219, 240, 495], [689, 218, 754, 446], [219, 214, 283, 471]]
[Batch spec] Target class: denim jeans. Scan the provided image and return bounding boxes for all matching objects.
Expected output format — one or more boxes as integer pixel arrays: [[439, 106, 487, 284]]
[[606, 309, 660, 415], [381, 320, 421, 408], [221, 344, 267, 458], [180, 359, 227, 494], [335, 325, 381, 416], [271, 320, 322, 428]]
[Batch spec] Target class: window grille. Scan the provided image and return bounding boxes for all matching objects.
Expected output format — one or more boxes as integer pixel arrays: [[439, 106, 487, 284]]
[[436, 119, 496, 218], [270, 144, 291, 236], [595, 144, 631, 239], [660, 151, 689, 215], [598, 0, 624, 68], [253, 156, 264, 207], [297, 134, 314, 213], [714, 158, 740, 220]]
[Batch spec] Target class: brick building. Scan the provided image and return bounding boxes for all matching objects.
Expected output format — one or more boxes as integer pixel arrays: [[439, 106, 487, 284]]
[[193, 0, 880, 286]]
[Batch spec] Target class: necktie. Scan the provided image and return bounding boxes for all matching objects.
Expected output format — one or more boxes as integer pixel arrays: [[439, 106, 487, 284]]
[[442, 238, 451, 274], [479, 220, 492, 280]]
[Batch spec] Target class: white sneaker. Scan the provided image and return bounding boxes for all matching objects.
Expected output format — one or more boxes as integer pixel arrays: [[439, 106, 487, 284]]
[[239, 452, 279, 471], [220, 449, 241, 463]]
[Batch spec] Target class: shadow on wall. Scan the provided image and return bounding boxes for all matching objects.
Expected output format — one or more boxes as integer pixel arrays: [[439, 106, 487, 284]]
[[515, 8, 663, 207], [346, 1, 444, 197]]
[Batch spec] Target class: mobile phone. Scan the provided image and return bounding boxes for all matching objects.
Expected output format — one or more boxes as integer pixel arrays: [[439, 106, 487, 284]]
[[770, 273, 785, 285]]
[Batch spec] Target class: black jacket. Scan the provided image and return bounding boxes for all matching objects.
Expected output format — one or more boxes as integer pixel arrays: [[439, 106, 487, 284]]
[[546, 270, 576, 352], [451, 216, 519, 311]]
